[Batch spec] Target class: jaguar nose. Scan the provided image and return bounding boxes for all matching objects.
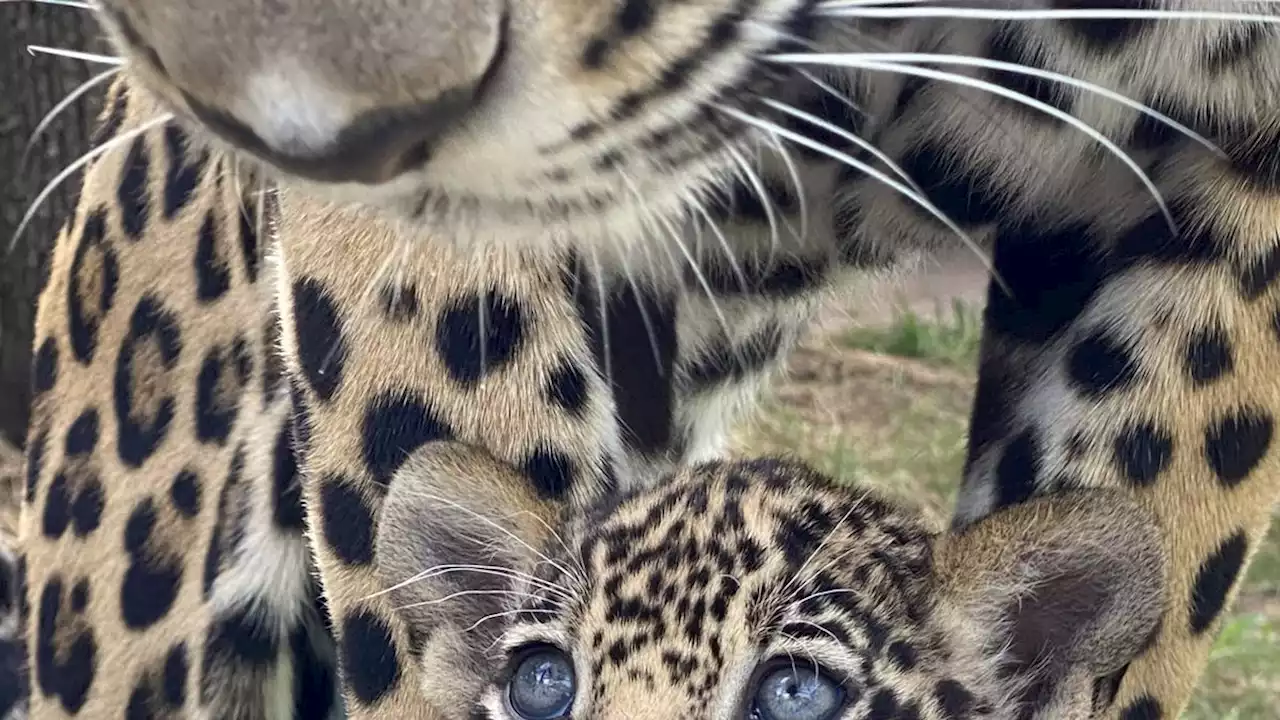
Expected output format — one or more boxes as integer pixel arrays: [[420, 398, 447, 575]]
[[97, 0, 507, 185], [184, 71, 491, 186]]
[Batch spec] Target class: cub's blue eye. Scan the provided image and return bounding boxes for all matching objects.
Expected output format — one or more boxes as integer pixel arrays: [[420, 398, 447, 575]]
[[752, 664, 844, 720], [507, 645, 575, 719]]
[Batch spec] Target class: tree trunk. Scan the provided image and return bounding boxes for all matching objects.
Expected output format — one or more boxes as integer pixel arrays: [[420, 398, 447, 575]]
[[0, 4, 107, 446]]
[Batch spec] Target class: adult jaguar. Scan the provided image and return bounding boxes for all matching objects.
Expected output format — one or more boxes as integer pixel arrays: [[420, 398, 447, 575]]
[[17, 1, 1280, 719]]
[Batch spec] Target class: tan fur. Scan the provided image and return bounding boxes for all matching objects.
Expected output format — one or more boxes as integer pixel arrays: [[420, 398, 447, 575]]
[[378, 445, 1166, 719], [20, 83, 307, 719], [17, 2, 1280, 719], [273, 190, 622, 718]]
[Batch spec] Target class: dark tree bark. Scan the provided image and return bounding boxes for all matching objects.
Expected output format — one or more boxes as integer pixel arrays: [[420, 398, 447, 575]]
[[0, 4, 108, 446]]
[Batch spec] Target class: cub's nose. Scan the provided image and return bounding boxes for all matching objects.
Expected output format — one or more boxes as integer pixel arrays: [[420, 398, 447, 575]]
[[185, 64, 495, 185]]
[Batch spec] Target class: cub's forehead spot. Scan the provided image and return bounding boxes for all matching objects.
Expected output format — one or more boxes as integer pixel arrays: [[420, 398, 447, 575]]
[[572, 471, 934, 618]]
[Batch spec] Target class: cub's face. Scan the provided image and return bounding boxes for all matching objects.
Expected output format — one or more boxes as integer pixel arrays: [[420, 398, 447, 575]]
[[90, 0, 839, 244], [376, 446, 1167, 720]]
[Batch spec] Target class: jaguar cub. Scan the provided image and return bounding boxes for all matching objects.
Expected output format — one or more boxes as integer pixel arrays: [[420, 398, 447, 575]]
[[373, 442, 1166, 720]]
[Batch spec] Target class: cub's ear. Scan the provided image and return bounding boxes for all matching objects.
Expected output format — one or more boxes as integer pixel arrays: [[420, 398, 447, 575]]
[[933, 491, 1167, 715], [373, 441, 563, 708]]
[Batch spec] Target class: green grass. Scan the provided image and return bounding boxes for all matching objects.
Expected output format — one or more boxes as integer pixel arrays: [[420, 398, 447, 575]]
[[1188, 613, 1280, 720], [740, 305, 1280, 719], [745, 391, 969, 524], [842, 299, 984, 370]]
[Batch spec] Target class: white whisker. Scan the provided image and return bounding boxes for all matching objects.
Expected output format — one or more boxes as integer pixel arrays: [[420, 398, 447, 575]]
[[782, 503, 863, 599], [772, 51, 1224, 158], [787, 620, 845, 648], [795, 68, 869, 122], [503, 509, 588, 580], [687, 196, 752, 294], [379, 564, 490, 597], [822, 0, 930, 6], [1, 0, 96, 9], [22, 67, 120, 171], [795, 540, 870, 589], [621, 259, 668, 373], [715, 104, 1005, 292], [660, 209, 737, 343], [594, 170, 666, 372], [794, 58, 1177, 233], [393, 487, 586, 584], [393, 587, 554, 612], [27, 45, 122, 65], [619, 170, 749, 374], [782, 74, 889, 204], [759, 95, 925, 195], [617, 169, 730, 340], [708, 135, 778, 277], [818, 5, 1280, 25], [792, 587, 863, 607], [745, 19, 823, 54], [724, 139, 785, 256], [586, 239, 614, 385], [365, 564, 574, 603], [648, 218, 689, 289], [9, 113, 174, 254], [465, 607, 559, 634], [759, 131, 810, 248]]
